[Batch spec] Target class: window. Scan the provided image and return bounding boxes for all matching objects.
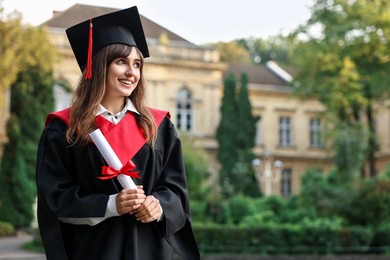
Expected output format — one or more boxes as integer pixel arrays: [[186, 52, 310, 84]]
[[176, 88, 192, 131], [310, 118, 322, 147], [255, 116, 262, 146], [279, 116, 292, 147], [281, 168, 292, 196]]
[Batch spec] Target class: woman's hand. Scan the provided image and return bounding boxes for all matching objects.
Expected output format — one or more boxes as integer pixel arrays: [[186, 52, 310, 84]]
[[116, 186, 146, 215], [133, 195, 163, 223]]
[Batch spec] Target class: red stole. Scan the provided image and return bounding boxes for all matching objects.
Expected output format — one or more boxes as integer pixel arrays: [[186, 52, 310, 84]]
[[45, 107, 169, 164]]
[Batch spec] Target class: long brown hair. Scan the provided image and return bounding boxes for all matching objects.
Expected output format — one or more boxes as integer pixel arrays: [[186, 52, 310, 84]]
[[66, 44, 157, 146]]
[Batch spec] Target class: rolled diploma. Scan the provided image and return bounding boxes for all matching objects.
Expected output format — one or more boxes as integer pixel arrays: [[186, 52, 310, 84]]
[[90, 129, 137, 189]]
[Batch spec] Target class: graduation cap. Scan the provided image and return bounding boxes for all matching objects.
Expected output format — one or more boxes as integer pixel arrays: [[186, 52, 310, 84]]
[[66, 6, 149, 79]]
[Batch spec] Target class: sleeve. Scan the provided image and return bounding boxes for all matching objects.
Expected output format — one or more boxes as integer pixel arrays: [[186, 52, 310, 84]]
[[150, 118, 200, 259], [36, 119, 110, 222], [152, 118, 190, 234], [59, 194, 120, 225]]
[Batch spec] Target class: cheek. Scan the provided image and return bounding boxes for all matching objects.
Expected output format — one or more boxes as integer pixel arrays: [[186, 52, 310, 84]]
[[136, 70, 142, 81]]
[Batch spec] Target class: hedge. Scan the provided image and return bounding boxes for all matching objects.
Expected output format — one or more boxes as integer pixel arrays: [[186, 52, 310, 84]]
[[193, 223, 375, 255]]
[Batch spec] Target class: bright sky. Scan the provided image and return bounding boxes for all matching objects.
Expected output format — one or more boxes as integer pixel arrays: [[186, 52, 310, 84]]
[[2, 0, 314, 45]]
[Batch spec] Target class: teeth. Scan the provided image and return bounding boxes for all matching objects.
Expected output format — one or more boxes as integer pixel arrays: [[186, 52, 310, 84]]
[[119, 80, 132, 85]]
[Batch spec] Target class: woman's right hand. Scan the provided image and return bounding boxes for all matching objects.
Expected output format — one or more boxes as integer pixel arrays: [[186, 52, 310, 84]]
[[116, 186, 146, 215]]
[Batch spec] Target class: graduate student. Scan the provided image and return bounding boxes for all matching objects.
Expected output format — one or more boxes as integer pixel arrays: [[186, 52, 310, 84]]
[[36, 6, 200, 260]]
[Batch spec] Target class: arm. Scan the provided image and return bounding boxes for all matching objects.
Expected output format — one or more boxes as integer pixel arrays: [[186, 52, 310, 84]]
[[36, 119, 120, 225]]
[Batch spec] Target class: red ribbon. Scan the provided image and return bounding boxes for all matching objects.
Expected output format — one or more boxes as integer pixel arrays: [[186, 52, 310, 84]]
[[98, 160, 141, 180]]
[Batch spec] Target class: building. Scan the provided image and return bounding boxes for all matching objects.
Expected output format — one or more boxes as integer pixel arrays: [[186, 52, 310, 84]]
[[38, 4, 390, 196]]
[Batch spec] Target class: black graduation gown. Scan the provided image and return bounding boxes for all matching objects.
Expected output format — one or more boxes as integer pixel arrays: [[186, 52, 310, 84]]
[[36, 108, 200, 260]]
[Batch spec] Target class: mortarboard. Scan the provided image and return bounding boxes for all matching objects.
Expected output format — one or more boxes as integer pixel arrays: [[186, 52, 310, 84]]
[[66, 6, 149, 79]]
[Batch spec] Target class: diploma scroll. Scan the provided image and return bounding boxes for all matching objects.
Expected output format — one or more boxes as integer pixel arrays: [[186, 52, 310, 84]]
[[90, 129, 137, 189]]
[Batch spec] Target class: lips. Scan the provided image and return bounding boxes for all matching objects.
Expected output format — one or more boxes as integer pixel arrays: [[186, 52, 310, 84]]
[[119, 79, 133, 86]]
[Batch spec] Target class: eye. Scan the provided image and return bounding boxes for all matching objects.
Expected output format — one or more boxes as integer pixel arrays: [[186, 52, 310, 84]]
[[133, 61, 141, 68], [116, 58, 127, 65]]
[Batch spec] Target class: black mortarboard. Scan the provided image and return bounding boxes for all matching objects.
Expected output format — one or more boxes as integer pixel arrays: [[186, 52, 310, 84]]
[[66, 6, 149, 79]]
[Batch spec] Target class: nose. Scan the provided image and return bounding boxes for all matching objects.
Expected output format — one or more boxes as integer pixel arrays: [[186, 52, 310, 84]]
[[125, 66, 134, 76]]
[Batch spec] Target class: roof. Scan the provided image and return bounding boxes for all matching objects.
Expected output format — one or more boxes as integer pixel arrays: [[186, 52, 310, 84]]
[[225, 63, 292, 86], [41, 4, 196, 47]]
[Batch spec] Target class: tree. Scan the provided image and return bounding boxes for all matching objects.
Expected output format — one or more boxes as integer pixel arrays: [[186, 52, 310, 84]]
[[0, 25, 55, 228], [0, 2, 24, 106], [345, 176, 390, 228], [290, 0, 390, 177], [235, 73, 260, 196], [236, 35, 291, 65], [213, 41, 251, 63], [216, 73, 260, 197], [237, 73, 258, 150], [216, 73, 238, 196]]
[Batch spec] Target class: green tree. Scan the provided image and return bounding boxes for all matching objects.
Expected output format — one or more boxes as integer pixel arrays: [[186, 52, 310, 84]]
[[235, 73, 260, 196], [236, 35, 291, 65], [345, 176, 390, 228], [216, 73, 238, 196], [290, 0, 390, 177], [216, 73, 260, 197], [0, 2, 24, 106], [331, 123, 367, 181], [0, 25, 55, 228], [237, 73, 258, 149], [213, 41, 251, 63]]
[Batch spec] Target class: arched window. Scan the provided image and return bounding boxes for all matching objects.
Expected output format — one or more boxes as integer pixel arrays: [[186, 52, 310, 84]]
[[176, 88, 192, 131]]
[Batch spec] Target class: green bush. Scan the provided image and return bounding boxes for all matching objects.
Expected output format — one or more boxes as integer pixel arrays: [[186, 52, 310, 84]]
[[346, 177, 390, 227], [190, 200, 208, 222], [192, 223, 374, 255], [339, 226, 373, 252], [0, 221, 15, 236], [370, 223, 390, 252], [223, 194, 256, 224], [23, 228, 45, 253]]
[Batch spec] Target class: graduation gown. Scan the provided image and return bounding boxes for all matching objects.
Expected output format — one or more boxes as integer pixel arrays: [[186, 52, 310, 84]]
[[36, 107, 200, 260]]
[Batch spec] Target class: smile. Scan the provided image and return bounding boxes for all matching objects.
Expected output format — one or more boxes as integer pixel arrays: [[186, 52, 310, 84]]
[[119, 79, 133, 86]]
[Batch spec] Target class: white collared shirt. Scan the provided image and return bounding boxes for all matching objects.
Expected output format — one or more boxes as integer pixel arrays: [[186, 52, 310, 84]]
[[97, 98, 140, 124]]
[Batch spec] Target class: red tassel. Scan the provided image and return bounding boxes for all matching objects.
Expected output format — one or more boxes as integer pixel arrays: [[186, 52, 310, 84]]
[[85, 19, 93, 80]]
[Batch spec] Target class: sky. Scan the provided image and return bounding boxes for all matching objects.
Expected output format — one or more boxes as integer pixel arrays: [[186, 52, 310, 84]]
[[2, 0, 314, 45]]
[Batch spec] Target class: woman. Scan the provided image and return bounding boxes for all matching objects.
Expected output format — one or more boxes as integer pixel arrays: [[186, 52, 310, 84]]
[[36, 6, 199, 260]]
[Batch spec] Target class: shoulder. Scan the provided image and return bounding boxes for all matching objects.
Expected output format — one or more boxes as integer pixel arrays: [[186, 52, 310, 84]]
[[45, 108, 71, 126], [148, 107, 171, 126]]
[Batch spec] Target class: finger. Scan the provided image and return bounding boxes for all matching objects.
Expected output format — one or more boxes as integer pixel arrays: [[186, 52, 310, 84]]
[[134, 196, 158, 213], [117, 198, 145, 214], [135, 198, 161, 221], [116, 192, 146, 215], [136, 210, 160, 223]]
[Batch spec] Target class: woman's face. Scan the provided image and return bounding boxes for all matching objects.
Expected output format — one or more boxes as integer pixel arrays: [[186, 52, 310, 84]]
[[104, 47, 141, 101]]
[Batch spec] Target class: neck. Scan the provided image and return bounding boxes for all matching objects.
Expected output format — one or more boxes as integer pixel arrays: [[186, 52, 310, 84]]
[[101, 97, 126, 114]]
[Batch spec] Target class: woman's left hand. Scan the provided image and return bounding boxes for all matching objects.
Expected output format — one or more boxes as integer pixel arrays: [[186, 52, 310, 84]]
[[132, 195, 163, 223]]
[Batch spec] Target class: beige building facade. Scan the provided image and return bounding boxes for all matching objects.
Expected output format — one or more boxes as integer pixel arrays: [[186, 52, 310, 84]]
[[36, 4, 390, 196]]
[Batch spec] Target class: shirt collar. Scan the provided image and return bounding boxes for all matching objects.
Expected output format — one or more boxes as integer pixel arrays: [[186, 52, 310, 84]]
[[96, 98, 140, 116]]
